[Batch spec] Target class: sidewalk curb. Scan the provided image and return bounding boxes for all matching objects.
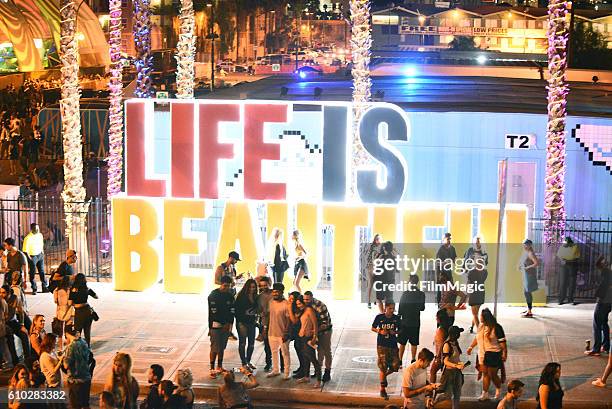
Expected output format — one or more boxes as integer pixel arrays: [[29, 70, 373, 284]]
[[90, 381, 612, 409]]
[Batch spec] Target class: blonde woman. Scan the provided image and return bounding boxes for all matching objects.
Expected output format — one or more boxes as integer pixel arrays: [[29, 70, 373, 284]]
[[292, 230, 309, 293], [104, 352, 139, 409], [174, 367, 195, 409]]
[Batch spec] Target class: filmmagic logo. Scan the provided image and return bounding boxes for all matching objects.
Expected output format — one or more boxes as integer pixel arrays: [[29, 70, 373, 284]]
[[373, 279, 485, 294], [373, 254, 486, 276]]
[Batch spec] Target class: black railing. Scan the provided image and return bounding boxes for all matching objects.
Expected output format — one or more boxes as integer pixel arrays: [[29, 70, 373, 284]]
[[0, 195, 111, 280], [529, 216, 612, 301]]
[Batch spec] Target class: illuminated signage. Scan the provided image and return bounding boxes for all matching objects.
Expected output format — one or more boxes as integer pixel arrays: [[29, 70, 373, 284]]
[[400, 25, 510, 37], [113, 100, 528, 300]]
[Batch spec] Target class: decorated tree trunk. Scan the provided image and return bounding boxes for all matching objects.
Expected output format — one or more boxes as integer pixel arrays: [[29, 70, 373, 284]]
[[544, 0, 569, 242], [107, 0, 124, 196], [59, 0, 89, 271], [176, 0, 196, 99], [134, 0, 153, 98], [349, 0, 372, 198]]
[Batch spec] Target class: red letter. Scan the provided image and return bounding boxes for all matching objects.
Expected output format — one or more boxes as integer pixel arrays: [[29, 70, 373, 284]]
[[199, 104, 240, 199], [244, 104, 287, 200], [125, 100, 166, 197], [172, 102, 195, 198]]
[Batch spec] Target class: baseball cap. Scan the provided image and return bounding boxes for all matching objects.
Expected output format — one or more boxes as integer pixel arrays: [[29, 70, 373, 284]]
[[228, 251, 241, 261], [448, 326, 464, 338]]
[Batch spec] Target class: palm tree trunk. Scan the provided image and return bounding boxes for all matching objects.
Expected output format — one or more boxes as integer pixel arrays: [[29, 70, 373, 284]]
[[134, 0, 153, 98], [176, 0, 196, 98], [544, 0, 569, 242], [107, 0, 124, 196], [349, 0, 372, 198], [59, 0, 89, 271]]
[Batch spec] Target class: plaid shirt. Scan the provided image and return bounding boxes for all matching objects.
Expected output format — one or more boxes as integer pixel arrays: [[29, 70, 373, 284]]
[[311, 298, 332, 333]]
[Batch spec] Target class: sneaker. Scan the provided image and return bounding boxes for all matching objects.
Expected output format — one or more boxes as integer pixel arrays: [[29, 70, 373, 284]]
[[495, 388, 501, 399], [266, 372, 280, 378], [322, 369, 331, 383], [411, 358, 416, 364], [478, 391, 490, 401], [521, 312, 534, 318], [247, 362, 256, 371], [584, 351, 601, 357], [592, 378, 606, 388], [264, 365, 272, 373], [209, 369, 218, 379], [296, 377, 310, 383]]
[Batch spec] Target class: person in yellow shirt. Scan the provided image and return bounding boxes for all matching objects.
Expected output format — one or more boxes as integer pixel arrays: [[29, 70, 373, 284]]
[[556, 237, 580, 305], [22, 223, 47, 295]]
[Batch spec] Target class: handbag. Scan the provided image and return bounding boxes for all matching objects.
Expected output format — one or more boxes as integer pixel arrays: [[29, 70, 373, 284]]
[[90, 306, 99, 321], [51, 317, 63, 335]]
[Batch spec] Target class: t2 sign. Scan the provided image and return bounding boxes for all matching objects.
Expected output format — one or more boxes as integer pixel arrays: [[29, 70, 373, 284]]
[[505, 134, 535, 149]]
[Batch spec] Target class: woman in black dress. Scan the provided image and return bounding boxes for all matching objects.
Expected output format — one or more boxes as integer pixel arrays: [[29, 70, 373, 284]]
[[537, 362, 564, 409], [69, 273, 98, 345], [467, 253, 488, 333]]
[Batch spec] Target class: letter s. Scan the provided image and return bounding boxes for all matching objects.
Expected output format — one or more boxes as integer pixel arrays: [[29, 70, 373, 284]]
[[357, 106, 409, 203]]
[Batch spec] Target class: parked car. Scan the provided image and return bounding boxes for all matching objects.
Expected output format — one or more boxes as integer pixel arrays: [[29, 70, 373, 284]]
[[295, 65, 323, 80]]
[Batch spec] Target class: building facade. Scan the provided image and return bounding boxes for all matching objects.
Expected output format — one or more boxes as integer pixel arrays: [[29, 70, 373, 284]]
[[373, 5, 612, 54]]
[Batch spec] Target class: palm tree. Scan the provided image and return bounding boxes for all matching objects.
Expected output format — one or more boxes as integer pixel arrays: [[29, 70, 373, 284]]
[[107, 0, 124, 196], [544, 0, 569, 242], [59, 0, 88, 268], [134, 0, 153, 98], [176, 0, 196, 98], [349, 0, 372, 197]]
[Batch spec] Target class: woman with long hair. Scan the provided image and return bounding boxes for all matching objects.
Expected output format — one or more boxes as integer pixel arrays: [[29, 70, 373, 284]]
[[53, 275, 73, 349], [466, 253, 488, 333], [430, 308, 451, 383], [9, 364, 31, 409], [292, 230, 309, 293], [235, 278, 258, 372], [537, 362, 564, 409], [11, 273, 31, 332], [294, 295, 321, 388], [364, 234, 382, 309], [218, 369, 259, 409], [104, 352, 139, 409], [467, 308, 507, 401], [68, 273, 98, 346], [520, 240, 539, 318], [287, 291, 303, 379], [374, 241, 395, 314], [435, 326, 469, 409], [39, 333, 62, 390], [174, 367, 195, 409], [28, 314, 45, 359], [267, 228, 288, 284]]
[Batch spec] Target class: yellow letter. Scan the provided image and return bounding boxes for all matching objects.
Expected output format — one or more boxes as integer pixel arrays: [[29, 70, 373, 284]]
[[216, 202, 259, 277], [322, 205, 368, 299], [164, 200, 207, 293], [112, 198, 160, 291]]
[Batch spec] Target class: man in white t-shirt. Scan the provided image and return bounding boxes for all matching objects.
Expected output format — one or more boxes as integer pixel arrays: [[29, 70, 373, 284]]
[[402, 348, 438, 409]]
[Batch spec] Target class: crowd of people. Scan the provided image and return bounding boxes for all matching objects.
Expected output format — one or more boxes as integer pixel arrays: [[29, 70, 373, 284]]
[[362, 232, 611, 409], [0, 221, 610, 409]]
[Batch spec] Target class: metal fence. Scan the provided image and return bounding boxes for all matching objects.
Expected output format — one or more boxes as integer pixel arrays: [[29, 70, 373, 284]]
[[529, 216, 612, 301], [0, 196, 111, 280]]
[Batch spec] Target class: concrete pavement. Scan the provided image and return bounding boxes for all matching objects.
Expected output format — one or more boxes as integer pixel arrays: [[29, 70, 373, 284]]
[[11, 282, 612, 408]]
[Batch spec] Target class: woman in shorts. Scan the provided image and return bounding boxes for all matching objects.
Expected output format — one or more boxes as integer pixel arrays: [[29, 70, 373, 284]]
[[292, 230, 309, 293]]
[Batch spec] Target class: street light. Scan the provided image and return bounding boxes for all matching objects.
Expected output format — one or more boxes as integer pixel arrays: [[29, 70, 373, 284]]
[[206, 2, 216, 92]]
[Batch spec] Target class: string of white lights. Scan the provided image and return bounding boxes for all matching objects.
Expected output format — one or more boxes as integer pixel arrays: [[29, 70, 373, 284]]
[[350, 0, 373, 198], [107, 0, 124, 196], [59, 0, 88, 238], [176, 0, 196, 99]]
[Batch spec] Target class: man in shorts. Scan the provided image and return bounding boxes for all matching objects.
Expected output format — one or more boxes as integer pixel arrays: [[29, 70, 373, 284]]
[[372, 301, 401, 400], [398, 274, 426, 366], [208, 275, 235, 378]]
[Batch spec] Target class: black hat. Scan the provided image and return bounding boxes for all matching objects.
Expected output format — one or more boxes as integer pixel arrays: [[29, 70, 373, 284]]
[[523, 239, 533, 245], [228, 251, 241, 261], [448, 326, 464, 339], [444, 232, 452, 238], [272, 283, 285, 292]]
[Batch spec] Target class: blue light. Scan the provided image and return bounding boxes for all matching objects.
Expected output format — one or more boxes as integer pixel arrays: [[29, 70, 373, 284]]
[[299, 71, 307, 79], [404, 65, 417, 78]]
